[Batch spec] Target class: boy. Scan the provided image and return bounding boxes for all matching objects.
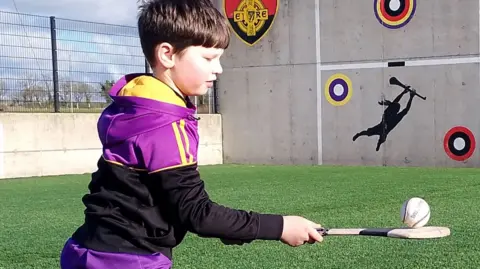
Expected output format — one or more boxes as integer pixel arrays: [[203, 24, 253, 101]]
[[60, 0, 323, 268]]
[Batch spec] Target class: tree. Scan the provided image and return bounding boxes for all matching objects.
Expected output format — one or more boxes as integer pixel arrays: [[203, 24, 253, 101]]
[[59, 80, 94, 109], [0, 80, 5, 101], [72, 82, 93, 109], [19, 75, 50, 108], [100, 80, 115, 103], [0, 80, 5, 111]]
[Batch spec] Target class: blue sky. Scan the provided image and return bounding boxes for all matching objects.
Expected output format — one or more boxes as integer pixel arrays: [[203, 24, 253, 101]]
[[0, 0, 145, 103], [0, 0, 138, 26]]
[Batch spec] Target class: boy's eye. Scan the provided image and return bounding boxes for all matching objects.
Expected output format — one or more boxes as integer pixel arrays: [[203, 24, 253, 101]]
[[204, 54, 221, 61]]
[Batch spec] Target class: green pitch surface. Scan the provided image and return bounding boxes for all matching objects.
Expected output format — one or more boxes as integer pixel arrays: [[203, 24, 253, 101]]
[[0, 165, 478, 268]]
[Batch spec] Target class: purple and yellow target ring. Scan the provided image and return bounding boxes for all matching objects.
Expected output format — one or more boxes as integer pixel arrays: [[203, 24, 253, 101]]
[[374, 0, 416, 29], [325, 73, 352, 106]]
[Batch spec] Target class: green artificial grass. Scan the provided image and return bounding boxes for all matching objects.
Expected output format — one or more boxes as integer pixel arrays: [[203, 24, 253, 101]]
[[0, 164, 478, 268]]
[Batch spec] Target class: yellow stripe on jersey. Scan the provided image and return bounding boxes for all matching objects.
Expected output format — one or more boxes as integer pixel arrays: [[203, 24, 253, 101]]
[[172, 121, 187, 165], [147, 121, 195, 174], [102, 156, 148, 171], [178, 119, 194, 163], [148, 162, 197, 173]]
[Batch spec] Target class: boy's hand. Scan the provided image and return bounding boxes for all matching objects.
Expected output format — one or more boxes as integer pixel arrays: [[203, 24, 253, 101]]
[[280, 216, 323, 247]]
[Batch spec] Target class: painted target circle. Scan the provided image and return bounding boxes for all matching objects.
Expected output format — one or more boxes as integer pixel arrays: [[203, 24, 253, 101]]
[[324, 73, 352, 106], [443, 126, 476, 161], [374, 0, 416, 29]]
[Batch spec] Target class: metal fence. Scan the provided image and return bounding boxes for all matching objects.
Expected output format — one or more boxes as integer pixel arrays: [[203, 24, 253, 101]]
[[0, 10, 218, 113]]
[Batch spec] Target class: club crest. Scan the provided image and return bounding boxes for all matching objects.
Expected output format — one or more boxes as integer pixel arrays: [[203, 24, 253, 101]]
[[223, 0, 279, 46]]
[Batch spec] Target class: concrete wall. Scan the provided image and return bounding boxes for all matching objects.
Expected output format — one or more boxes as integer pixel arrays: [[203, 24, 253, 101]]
[[216, 0, 319, 164], [216, 0, 480, 167], [320, 0, 480, 168], [321, 64, 480, 167], [0, 113, 223, 179]]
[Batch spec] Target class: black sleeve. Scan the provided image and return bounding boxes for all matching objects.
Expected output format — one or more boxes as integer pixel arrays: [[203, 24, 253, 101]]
[[148, 163, 284, 241]]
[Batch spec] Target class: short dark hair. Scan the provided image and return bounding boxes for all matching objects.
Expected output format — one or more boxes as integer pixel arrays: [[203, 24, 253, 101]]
[[137, 0, 231, 67]]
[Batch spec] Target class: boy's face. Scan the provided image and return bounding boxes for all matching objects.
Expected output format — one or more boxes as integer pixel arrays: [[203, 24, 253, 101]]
[[162, 45, 224, 96]]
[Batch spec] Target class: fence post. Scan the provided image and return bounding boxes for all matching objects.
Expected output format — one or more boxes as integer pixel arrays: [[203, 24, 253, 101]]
[[50, 16, 60, 112]]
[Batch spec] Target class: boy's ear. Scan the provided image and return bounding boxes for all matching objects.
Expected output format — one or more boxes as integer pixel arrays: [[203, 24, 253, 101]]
[[156, 42, 175, 69]]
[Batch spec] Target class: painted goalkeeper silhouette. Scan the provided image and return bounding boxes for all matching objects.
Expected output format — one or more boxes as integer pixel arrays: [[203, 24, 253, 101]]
[[352, 87, 416, 151]]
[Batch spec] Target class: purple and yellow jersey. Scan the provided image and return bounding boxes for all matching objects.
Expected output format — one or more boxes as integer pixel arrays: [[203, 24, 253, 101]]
[[100, 73, 198, 172], [64, 73, 283, 268]]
